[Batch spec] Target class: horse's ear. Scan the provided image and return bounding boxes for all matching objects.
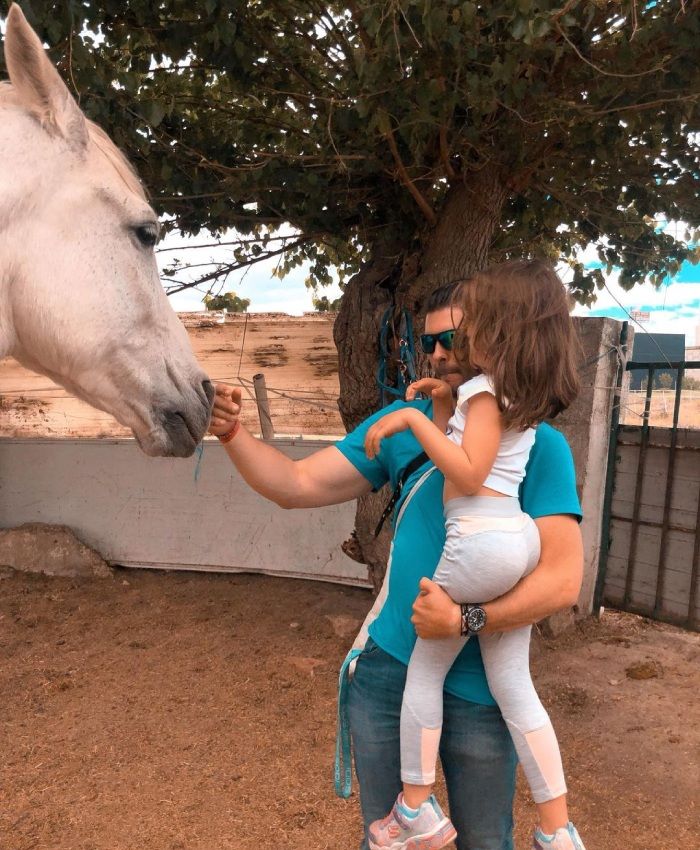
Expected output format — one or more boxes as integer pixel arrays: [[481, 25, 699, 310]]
[[5, 3, 88, 151]]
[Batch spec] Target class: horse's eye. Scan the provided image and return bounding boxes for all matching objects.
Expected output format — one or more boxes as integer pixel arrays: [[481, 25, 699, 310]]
[[133, 224, 158, 248]]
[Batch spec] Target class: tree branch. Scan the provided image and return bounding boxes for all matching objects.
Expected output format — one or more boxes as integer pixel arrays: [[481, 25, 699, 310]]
[[439, 124, 456, 180], [163, 238, 310, 295], [556, 23, 670, 79], [346, 0, 373, 52], [381, 115, 437, 226]]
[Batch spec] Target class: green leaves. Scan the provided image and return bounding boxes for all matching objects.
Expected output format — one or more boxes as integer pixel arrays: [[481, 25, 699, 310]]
[[311, 293, 343, 311], [5, 0, 696, 298], [203, 291, 251, 312]]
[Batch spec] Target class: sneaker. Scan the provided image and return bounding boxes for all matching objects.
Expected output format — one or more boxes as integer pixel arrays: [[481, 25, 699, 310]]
[[368, 794, 457, 850], [533, 822, 586, 850]]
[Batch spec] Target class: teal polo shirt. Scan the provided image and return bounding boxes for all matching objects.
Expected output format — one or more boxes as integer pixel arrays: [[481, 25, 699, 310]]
[[336, 399, 582, 707]]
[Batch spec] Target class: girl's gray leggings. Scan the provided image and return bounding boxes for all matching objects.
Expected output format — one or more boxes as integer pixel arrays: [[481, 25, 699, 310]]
[[400, 496, 567, 804]]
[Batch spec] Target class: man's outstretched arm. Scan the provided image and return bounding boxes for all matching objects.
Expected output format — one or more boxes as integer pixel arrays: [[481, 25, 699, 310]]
[[222, 426, 373, 508], [411, 514, 583, 637], [211, 384, 373, 509]]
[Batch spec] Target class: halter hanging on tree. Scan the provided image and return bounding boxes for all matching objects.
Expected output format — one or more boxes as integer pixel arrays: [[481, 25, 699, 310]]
[[376, 307, 418, 408]]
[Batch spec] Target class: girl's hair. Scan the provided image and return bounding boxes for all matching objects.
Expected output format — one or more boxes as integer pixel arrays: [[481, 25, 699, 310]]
[[453, 259, 580, 430]]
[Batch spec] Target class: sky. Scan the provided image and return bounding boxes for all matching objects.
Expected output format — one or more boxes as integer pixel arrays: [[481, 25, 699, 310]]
[[160, 228, 700, 348], [569, 236, 700, 347], [157, 227, 343, 317]]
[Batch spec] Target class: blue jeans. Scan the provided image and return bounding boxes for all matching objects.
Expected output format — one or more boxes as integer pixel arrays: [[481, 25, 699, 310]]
[[347, 637, 517, 850]]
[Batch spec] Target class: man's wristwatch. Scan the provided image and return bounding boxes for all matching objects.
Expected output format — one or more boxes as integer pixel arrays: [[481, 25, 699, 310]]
[[460, 603, 487, 637]]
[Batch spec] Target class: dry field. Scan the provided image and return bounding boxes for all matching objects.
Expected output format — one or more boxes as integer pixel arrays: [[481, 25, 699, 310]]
[[3, 313, 699, 437], [0, 567, 697, 850], [0, 313, 345, 440], [621, 389, 700, 429]]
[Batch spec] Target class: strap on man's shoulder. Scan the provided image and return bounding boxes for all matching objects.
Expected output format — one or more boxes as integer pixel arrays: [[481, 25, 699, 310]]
[[374, 450, 430, 538]]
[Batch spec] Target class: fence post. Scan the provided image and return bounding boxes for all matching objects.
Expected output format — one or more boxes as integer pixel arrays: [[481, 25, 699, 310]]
[[593, 321, 629, 615], [253, 373, 275, 440]]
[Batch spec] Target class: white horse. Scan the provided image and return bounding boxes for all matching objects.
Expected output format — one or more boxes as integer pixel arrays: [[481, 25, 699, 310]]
[[0, 4, 213, 457]]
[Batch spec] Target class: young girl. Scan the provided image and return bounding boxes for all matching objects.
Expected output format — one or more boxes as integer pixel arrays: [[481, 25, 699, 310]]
[[363, 260, 585, 850]]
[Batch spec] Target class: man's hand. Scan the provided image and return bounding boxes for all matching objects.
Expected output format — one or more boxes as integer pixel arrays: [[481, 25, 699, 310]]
[[208, 383, 242, 437], [364, 409, 415, 458], [413, 516, 584, 639], [411, 578, 461, 639]]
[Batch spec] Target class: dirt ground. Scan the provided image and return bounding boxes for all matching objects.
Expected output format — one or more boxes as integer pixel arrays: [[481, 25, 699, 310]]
[[0, 313, 345, 439], [0, 567, 697, 850]]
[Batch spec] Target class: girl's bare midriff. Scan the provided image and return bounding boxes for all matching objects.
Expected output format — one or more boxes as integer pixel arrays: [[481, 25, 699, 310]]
[[443, 479, 509, 502]]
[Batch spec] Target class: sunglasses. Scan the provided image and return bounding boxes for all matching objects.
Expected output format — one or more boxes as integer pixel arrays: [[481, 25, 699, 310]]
[[420, 329, 456, 354]]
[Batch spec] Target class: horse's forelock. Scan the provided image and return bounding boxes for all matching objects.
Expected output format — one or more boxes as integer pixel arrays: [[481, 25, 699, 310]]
[[86, 121, 148, 202]]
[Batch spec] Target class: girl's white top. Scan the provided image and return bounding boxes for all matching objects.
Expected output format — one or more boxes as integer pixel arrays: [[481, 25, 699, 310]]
[[446, 373, 536, 497]]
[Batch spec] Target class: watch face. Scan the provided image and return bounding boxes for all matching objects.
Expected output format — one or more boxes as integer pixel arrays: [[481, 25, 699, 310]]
[[467, 606, 487, 632]]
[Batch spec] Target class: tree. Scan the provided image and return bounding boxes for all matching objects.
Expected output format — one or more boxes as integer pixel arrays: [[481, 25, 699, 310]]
[[312, 294, 343, 312], [682, 375, 700, 391], [203, 292, 251, 313], [655, 372, 674, 390], [6, 1, 699, 583]]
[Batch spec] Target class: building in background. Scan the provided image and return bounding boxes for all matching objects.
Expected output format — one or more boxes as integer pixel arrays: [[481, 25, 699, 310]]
[[629, 332, 686, 390], [685, 345, 700, 364]]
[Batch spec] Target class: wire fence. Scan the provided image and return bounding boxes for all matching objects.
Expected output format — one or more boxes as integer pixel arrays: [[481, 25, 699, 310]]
[[0, 374, 345, 438], [2, 313, 698, 438], [4, 371, 700, 437]]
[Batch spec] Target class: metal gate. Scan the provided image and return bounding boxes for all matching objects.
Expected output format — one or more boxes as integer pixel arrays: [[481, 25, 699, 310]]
[[595, 350, 700, 631]]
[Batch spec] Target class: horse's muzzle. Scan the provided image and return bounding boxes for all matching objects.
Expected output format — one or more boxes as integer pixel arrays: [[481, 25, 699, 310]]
[[158, 379, 214, 457]]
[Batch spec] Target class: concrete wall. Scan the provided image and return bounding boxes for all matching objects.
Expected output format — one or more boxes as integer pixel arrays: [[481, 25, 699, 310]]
[[0, 438, 371, 588], [556, 317, 628, 615]]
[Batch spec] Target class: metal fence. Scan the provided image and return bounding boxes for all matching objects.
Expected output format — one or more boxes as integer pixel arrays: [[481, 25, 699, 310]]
[[596, 355, 700, 631]]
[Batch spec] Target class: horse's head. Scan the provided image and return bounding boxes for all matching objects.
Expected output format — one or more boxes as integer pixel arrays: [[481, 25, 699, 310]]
[[0, 4, 214, 457]]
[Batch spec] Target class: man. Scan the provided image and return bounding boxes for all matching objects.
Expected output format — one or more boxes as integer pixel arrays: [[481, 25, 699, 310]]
[[209, 282, 583, 850]]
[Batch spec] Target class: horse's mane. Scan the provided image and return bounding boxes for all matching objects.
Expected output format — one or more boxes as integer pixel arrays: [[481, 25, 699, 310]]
[[87, 121, 148, 201], [1, 81, 147, 201]]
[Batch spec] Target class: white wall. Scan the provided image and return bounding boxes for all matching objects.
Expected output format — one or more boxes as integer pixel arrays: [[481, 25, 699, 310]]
[[0, 437, 371, 588]]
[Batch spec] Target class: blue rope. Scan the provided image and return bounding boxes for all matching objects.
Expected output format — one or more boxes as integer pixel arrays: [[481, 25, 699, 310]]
[[334, 647, 362, 798], [193, 442, 204, 482]]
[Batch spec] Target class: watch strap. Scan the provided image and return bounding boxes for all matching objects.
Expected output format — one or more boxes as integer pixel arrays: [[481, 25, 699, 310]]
[[460, 603, 471, 637]]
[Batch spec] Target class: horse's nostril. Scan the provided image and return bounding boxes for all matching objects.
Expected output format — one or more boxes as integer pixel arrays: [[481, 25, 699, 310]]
[[163, 409, 187, 430], [202, 379, 215, 406], [163, 408, 199, 444]]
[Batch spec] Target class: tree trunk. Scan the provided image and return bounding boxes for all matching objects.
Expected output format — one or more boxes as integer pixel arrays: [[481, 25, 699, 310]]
[[334, 241, 404, 590], [335, 170, 510, 590], [401, 169, 511, 310]]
